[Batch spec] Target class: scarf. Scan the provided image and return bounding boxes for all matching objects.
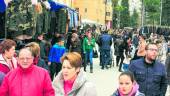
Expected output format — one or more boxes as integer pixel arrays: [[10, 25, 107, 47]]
[[64, 80, 75, 96]]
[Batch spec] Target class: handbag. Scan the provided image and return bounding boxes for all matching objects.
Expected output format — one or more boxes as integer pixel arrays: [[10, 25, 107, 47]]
[[121, 57, 129, 71], [93, 47, 98, 58]]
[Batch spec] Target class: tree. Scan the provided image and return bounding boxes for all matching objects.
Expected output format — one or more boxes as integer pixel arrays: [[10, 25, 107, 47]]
[[115, 5, 126, 28], [162, 0, 170, 26], [120, 0, 130, 28], [130, 9, 139, 27], [144, 0, 160, 25], [112, 0, 119, 28]]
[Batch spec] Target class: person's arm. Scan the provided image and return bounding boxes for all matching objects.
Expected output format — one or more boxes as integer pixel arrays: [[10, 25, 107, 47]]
[[43, 71, 55, 96], [129, 61, 136, 73], [83, 38, 86, 53], [0, 76, 9, 96], [39, 59, 50, 72], [110, 36, 112, 46], [165, 55, 170, 72], [48, 47, 54, 65], [90, 38, 95, 47], [160, 66, 168, 95]]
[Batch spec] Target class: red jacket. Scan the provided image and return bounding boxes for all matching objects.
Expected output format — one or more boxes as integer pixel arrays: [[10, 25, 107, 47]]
[[0, 65, 55, 96]]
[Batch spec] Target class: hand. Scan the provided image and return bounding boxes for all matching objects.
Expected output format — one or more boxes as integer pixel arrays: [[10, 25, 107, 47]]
[[43, 1, 51, 9], [48, 62, 51, 66], [5, 0, 12, 6]]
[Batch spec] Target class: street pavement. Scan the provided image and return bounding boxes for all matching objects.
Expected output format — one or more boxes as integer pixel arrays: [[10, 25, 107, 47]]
[[85, 57, 121, 96]]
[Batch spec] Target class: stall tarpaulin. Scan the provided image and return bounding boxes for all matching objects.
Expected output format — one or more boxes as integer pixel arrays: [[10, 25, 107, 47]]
[[49, 1, 67, 11], [0, 0, 6, 13]]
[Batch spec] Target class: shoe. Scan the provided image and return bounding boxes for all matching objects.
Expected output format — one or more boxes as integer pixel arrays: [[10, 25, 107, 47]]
[[101, 67, 104, 70], [119, 69, 123, 72], [84, 68, 86, 72], [90, 69, 93, 73]]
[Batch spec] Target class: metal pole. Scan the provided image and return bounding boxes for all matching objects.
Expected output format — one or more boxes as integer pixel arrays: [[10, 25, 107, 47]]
[[160, 0, 162, 26]]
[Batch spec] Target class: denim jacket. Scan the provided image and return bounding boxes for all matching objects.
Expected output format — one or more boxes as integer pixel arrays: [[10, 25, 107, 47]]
[[129, 58, 167, 96]]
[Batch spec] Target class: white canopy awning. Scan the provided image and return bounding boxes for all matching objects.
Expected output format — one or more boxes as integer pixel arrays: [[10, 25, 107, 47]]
[[81, 19, 97, 24]]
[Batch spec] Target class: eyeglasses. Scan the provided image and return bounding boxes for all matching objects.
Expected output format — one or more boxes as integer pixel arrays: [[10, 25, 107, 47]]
[[147, 48, 158, 52], [19, 57, 33, 61]]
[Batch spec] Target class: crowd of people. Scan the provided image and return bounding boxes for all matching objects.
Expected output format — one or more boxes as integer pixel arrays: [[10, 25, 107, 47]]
[[0, 27, 170, 96]]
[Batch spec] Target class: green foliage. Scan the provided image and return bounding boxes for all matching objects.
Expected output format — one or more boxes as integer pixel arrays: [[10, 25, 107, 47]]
[[162, 0, 170, 26], [112, 0, 119, 28], [144, 0, 160, 25], [130, 9, 139, 27], [115, 5, 126, 11], [120, 0, 130, 28]]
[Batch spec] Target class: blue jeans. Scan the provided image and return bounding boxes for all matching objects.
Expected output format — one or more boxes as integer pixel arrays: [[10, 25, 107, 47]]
[[84, 49, 93, 71], [101, 49, 111, 69]]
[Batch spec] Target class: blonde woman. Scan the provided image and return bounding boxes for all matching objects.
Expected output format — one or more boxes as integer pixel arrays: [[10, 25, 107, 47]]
[[25, 42, 49, 71]]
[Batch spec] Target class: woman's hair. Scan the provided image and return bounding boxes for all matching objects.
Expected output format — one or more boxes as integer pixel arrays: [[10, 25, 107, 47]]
[[25, 42, 40, 57], [119, 71, 135, 83], [60, 52, 82, 69], [0, 39, 16, 54]]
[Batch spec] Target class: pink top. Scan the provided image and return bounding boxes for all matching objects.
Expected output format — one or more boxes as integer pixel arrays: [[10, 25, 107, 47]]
[[64, 80, 75, 96]]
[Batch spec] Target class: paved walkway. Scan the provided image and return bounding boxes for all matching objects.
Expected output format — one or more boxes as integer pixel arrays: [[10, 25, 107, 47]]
[[85, 57, 121, 96]]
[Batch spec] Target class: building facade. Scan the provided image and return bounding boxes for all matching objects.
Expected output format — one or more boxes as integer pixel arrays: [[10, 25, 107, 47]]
[[73, 0, 113, 28]]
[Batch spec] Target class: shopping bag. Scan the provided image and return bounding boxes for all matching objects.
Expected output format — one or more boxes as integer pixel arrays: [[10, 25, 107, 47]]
[[121, 57, 130, 71], [93, 49, 98, 58], [121, 63, 129, 71]]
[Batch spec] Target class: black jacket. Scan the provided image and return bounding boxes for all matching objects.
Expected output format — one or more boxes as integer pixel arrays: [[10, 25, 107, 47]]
[[37, 58, 49, 72]]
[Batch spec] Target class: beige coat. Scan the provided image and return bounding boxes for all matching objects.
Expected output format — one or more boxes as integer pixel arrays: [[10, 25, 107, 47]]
[[53, 69, 97, 96]]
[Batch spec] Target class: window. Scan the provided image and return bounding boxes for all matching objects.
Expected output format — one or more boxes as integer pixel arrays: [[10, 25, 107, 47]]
[[106, 12, 110, 16], [85, 8, 87, 13]]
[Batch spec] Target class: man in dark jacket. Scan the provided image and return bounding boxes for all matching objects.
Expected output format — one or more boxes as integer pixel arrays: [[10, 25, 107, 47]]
[[98, 31, 112, 69], [129, 42, 167, 96]]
